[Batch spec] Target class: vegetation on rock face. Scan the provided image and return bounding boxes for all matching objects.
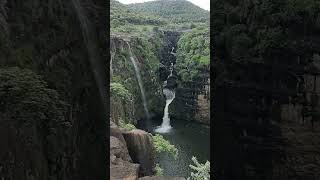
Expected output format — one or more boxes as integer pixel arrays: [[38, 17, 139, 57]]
[[152, 134, 179, 159], [130, 0, 209, 24], [176, 26, 210, 82], [0, 67, 70, 179], [187, 156, 210, 180], [0, 67, 67, 127], [111, 82, 133, 102], [119, 119, 137, 131]]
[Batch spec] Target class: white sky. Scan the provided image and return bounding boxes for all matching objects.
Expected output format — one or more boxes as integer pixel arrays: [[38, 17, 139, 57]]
[[117, 0, 210, 11]]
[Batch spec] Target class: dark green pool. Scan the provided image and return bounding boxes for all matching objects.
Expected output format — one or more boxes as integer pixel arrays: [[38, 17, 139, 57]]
[[138, 117, 210, 178]]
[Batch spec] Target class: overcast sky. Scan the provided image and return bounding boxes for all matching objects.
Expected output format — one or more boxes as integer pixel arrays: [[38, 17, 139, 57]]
[[117, 0, 210, 11]]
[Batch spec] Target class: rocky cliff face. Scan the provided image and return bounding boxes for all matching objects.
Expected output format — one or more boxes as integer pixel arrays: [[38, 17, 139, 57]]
[[0, 0, 107, 179], [158, 31, 210, 125], [110, 121, 186, 180], [110, 34, 163, 123]]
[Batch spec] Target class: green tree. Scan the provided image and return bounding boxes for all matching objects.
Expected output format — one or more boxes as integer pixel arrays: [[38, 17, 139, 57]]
[[152, 134, 179, 159]]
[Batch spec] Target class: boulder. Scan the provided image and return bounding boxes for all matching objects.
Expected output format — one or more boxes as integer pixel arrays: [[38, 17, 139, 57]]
[[110, 159, 140, 180], [110, 136, 132, 162], [110, 121, 128, 146], [123, 129, 156, 176]]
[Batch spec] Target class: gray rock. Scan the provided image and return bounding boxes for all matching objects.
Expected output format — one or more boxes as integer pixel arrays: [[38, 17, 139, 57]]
[[123, 129, 156, 176], [110, 159, 140, 180], [110, 136, 132, 162]]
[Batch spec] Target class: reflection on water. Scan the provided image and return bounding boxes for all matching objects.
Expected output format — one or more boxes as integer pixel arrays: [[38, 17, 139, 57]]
[[138, 117, 210, 177]]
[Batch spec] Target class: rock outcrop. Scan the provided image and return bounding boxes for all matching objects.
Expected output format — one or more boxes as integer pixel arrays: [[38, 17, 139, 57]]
[[123, 129, 156, 177], [110, 121, 140, 180], [110, 122, 157, 179], [110, 135, 140, 180]]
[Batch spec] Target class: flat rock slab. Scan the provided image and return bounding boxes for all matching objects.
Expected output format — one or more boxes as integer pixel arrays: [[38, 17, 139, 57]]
[[110, 160, 140, 180]]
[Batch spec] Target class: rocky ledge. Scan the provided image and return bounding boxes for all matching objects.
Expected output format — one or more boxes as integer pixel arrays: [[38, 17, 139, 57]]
[[110, 121, 185, 180]]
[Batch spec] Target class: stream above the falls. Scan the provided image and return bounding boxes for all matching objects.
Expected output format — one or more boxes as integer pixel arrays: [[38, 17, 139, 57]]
[[138, 117, 210, 178]]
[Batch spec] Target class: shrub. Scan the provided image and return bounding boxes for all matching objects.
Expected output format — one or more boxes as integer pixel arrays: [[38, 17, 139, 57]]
[[119, 119, 136, 131], [152, 134, 178, 159], [110, 82, 132, 102], [187, 156, 210, 180]]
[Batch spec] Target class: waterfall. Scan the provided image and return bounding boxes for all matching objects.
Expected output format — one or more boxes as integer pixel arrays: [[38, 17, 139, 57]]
[[155, 88, 175, 133], [71, 0, 108, 111], [155, 61, 176, 133], [126, 42, 150, 119]]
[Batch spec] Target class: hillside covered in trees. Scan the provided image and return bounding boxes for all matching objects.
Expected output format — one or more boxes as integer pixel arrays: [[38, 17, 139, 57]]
[[130, 0, 209, 24]]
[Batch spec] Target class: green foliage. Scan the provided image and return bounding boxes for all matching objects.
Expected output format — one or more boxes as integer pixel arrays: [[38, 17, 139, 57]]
[[0, 67, 67, 128], [111, 0, 167, 29], [176, 26, 210, 81], [187, 156, 210, 180], [130, 0, 209, 24], [152, 134, 178, 159], [155, 163, 164, 176], [213, 0, 320, 63], [119, 119, 136, 131], [110, 82, 132, 102]]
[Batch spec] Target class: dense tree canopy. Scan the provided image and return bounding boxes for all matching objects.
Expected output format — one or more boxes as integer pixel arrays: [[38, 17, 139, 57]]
[[213, 0, 320, 64], [0, 67, 67, 127], [130, 0, 209, 24], [111, 0, 167, 28], [176, 26, 210, 82]]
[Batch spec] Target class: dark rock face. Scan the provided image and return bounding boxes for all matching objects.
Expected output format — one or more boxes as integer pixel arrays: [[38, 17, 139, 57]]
[[212, 0, 320, 179], [172, 74, 210, 124], [123, 130, 156, 177], [158, 31, 180, 83], [0, 0, 107, 179]]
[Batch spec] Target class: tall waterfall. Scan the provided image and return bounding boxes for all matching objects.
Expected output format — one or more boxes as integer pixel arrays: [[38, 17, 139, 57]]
[[155, 63, 175, 133], [71, 0, 108, 111], [126, 42, 150, 119]]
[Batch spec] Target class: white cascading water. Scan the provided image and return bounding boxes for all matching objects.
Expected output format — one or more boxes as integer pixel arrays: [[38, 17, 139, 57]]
[[126, 42, 150, 119], [155, 88, 175, 133], [155, 63, 175, 133]]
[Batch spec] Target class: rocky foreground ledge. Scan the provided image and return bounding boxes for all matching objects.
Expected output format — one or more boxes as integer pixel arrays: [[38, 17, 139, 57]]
[[110, 121, 185, 180]]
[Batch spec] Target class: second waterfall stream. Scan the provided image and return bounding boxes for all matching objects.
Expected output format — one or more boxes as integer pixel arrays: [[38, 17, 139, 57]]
[[127, 42, 150, 119]]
